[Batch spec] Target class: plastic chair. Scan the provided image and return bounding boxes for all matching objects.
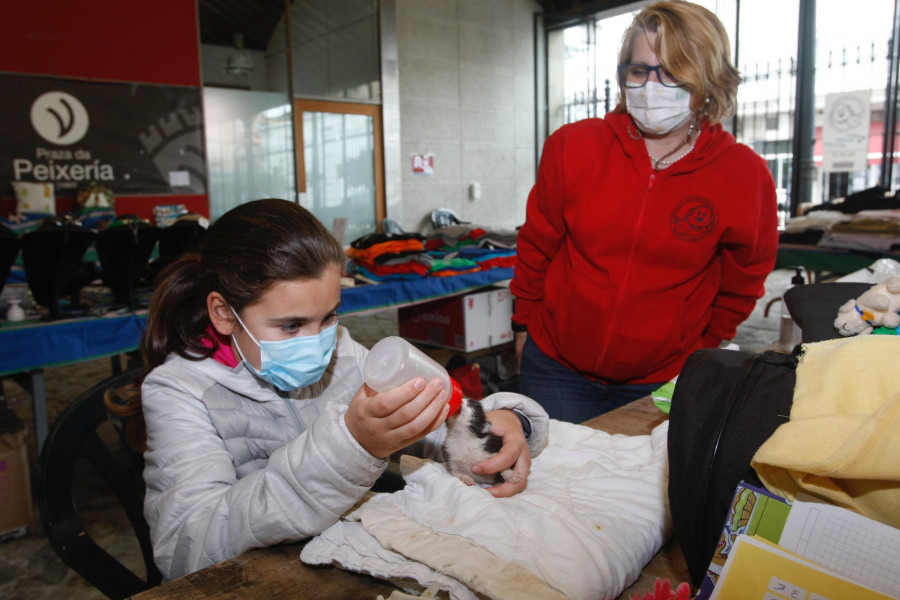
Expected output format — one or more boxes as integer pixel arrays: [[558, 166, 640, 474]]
[[783, 281, 872, 344], [37, 367, 161, 600]]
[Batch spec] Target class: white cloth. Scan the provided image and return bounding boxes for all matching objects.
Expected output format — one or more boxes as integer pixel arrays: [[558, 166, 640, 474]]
[[302, 420, 670, 600]]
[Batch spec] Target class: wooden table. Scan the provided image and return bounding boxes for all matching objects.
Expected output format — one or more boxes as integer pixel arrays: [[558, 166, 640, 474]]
[[129, 396, 688, 600]]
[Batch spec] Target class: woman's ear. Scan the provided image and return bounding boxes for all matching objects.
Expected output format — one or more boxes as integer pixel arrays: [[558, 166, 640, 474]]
[[207, 292, 237, 336]]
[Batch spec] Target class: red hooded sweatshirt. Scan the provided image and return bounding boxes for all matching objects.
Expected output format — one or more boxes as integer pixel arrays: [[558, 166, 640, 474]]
[[511, 111, 778, 384]]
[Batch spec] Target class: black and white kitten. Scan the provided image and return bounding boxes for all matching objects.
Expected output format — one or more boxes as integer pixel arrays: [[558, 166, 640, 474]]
[[442, 397, 520, 486]]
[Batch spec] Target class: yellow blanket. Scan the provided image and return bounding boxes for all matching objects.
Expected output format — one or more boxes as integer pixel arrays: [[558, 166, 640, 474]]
[[752, 336, 900, 529]]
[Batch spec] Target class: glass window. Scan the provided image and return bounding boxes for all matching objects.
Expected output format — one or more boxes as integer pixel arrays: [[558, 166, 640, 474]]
[[203, 88, 296, 220], [549, 0, 898, 218], [296, 101, 384, 244]]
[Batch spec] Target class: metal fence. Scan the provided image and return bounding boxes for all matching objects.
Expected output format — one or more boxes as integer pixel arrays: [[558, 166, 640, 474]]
[[562, 40, 898, 213]]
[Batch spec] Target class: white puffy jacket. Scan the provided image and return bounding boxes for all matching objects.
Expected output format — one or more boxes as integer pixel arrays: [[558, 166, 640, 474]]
[[141, 326, 549, 580]]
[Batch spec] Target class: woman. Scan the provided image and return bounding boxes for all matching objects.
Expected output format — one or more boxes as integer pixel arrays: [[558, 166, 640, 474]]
[[139, 199, 549, 578], [511, 0, 778, 422]]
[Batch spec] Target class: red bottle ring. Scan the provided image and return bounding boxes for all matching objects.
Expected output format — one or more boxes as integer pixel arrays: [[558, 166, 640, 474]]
[[446, 377, 464, 415]]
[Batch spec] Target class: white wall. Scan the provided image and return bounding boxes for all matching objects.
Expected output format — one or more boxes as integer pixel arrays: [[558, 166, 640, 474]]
[[394, 0, 540, 233]]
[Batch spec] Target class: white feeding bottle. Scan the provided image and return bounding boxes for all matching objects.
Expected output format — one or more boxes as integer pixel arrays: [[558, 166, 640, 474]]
[[364, 336, 464, 416]]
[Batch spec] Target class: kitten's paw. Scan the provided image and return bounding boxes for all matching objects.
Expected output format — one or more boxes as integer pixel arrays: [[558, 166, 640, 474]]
[[457, 474, 476, 486], [501, 469, 521, 484]]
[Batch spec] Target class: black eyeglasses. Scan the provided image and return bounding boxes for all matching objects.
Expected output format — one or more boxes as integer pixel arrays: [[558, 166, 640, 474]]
[[617, 63, 683, 88]]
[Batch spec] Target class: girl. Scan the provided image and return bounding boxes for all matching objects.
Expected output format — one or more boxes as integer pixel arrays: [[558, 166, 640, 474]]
[[139, 199, 549, 579]]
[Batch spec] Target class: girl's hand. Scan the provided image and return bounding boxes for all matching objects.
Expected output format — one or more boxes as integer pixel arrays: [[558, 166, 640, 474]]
[[345, 377, 450, 459], [473, 409, 531, 498]]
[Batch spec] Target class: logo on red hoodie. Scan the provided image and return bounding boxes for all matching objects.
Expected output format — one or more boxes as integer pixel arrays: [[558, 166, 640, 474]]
[[670, 196, 717, 242]]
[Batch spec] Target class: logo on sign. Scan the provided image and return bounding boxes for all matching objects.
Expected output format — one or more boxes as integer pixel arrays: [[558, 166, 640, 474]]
[[30, 91, 90, 145]]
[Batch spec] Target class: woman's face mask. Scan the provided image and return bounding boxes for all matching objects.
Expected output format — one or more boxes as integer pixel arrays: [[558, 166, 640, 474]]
[[231, 307, 338, 391], [626, 81, 693, 135]]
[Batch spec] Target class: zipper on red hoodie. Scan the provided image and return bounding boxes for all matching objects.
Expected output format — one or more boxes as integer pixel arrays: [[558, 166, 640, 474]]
[[595, 169, 658, 375]]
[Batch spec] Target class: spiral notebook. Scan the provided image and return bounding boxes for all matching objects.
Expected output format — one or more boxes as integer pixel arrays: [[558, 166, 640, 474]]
[[709, 535, 893, 600]]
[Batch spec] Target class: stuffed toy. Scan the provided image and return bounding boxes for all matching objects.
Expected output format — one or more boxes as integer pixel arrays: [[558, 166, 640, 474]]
[[834, 275, 900, 336]]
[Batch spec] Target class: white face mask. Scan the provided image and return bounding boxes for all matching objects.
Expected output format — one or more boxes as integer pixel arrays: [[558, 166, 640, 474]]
[[625, 81, 693, 135]]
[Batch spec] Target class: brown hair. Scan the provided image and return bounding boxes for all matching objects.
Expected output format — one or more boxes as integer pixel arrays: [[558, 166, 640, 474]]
[[613, 0, 741, 124], [140, 198, 345, 371], [112, 199, 344, 451]]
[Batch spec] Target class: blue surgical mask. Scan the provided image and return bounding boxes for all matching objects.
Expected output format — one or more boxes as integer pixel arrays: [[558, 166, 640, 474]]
[[230, 307, 338, 391]]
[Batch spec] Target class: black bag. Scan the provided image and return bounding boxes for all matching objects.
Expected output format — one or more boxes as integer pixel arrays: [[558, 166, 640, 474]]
[[667, 349, 797, 587]]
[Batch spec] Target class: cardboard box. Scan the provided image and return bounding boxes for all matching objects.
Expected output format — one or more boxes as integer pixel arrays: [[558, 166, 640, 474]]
[[0, 430, 33, 542], [398, 287, 514, 352]]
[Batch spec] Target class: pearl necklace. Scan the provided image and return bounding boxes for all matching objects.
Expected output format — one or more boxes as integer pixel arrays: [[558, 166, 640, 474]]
[[630, 117, 698, 170], [649, 142, 695, 168]]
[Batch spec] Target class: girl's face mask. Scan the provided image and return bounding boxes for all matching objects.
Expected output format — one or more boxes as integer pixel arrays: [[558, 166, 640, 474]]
[[626, 81, 693, 135], [230, 307, 337, 391]]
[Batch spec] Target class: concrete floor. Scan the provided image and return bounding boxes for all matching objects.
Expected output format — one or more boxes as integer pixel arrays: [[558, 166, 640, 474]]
[[0, 270, 792, 599]]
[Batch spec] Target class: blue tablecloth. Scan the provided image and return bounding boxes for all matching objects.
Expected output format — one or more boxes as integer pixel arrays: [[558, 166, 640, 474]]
[[0, 311, 148, 377], [1, 268, 514, 376]]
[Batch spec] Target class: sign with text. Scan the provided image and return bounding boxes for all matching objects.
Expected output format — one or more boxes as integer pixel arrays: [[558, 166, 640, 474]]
[[822, 90, 871, 173], [0, 74, 206, 197]]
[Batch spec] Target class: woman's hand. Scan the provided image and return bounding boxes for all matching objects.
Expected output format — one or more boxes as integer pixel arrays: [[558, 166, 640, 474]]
[[473, 409, 531, 498], [345, 377, 450, 459]]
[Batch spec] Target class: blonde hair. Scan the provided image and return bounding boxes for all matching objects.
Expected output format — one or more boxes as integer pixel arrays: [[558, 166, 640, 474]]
[[614, 0, 741, 124]]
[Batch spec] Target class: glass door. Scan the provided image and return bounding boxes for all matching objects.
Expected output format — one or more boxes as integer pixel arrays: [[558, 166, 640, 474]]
[[294, 100, 385, 245]]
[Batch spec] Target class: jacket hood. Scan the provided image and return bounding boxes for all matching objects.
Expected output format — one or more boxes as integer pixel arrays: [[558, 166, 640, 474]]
[[605, 110, 736, 174]]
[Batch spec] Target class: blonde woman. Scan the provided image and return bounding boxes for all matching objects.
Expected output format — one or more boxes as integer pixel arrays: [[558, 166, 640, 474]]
[[511, 1, 777, 421]]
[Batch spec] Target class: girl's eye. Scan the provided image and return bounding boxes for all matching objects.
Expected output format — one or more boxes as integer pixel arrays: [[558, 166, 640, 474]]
[[324, 313, 338, 326], [281, 322, 302, 334]]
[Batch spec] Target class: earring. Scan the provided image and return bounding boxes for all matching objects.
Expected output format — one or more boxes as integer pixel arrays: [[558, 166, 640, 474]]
[[627, 120, 642, 140]]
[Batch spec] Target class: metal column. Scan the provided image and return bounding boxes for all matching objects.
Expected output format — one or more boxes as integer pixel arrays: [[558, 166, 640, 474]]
[[881, 0, 900, 189], [790, 0, 817, 216]]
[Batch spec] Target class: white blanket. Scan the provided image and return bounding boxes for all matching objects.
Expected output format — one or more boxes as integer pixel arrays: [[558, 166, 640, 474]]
[[301, 420, 670, 600]]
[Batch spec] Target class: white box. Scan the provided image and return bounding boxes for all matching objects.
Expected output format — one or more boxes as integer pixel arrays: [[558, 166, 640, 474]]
[[398, 287, 514, 352]]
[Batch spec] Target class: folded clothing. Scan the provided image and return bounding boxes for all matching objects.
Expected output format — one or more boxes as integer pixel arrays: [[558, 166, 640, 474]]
[[753, 336, 900, 530], [302, 419, 670, 600]]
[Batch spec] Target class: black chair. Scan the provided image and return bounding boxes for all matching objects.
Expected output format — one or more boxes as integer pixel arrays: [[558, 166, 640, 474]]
[[37, 367, 161, 600], [783, 281, 873, 344], [95, 218, 161, 310], [20, 219, 96, 320]]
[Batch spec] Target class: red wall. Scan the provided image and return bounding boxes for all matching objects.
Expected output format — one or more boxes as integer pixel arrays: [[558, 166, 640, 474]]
[[0, 0, 208, 220], [0, 2, 201, 86]]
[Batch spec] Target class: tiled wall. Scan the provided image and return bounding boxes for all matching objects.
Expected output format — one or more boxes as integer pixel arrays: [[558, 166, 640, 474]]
[[395, 0, 540, 232]]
